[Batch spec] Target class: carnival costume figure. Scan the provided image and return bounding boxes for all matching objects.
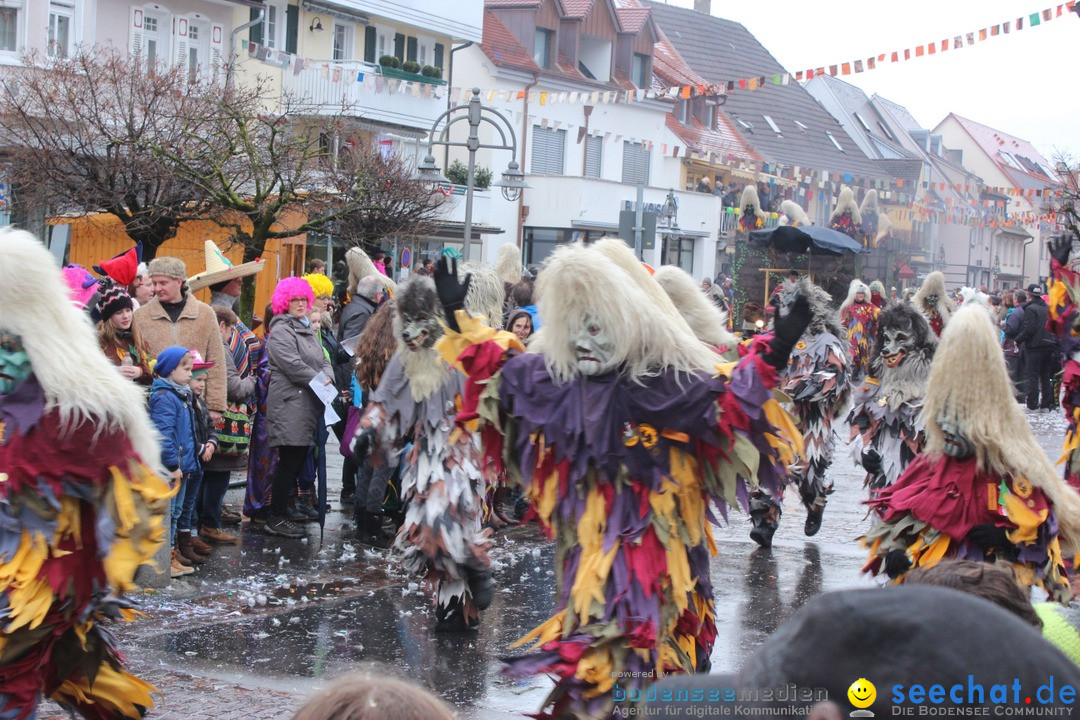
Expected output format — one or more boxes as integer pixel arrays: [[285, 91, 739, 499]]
[[0, 229, 173, 719], [848, 303, 936, 493], [1046, 235, 1080, 492], [352, 275, 518, 631], [435, 239, 810, 719], [863, 304, 1080, 603], [840, 279, 880, 379], [913, 271, 954, 338], [829, 186, 863, 242], [738, 185, 767, 232]]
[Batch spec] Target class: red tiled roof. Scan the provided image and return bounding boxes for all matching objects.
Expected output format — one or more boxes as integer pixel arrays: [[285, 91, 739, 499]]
[[651, 33, 702, 87], [614, 7, 650, 32], [946, 113, 1057, 185], [484, 0, 541, 7], [665, 112, 757, 164], [480, 10, 541, 70], [556, 0, 594, 17]]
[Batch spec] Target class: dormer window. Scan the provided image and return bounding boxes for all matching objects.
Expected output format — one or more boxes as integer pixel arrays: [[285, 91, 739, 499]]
[[631, 53, 650, 88], [534, 28, 554, 68], [676, 100, 689, 125]]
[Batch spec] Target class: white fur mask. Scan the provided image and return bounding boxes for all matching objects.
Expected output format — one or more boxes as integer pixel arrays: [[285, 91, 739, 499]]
[[574, 317, 616, 376]]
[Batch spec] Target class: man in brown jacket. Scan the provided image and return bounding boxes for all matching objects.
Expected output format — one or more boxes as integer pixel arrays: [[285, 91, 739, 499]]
[[134, 256, 227, 419]]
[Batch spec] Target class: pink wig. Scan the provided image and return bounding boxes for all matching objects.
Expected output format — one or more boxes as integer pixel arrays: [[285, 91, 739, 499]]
[[271, 276, 315, 315]]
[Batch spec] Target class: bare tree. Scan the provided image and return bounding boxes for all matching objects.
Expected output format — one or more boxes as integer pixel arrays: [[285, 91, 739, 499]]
[[0, 48, 219, 258], [1053, 154, 1080, 240]]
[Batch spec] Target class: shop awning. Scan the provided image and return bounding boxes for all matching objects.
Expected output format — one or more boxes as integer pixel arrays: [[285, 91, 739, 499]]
[[894, 261, 915, 279]]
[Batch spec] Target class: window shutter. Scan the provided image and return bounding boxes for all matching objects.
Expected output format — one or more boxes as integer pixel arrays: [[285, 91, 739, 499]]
[[530, 126, 565, 175], [364, 25, 376, 63], [621, 141, 649, 186], [285, 4, 298, 54], [248, 7, 263, 45], [129, 6, 144, 56], [585, 135, 602, 178], [174, 16, 189, 69], [393, 32, 404, 60], [210, 23, 224, 82], [434, 42, 444, 69], [406, 36, 417, 62]]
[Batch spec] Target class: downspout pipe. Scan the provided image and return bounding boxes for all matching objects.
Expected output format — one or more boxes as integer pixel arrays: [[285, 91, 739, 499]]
[[227, 8, 265, 93], [444, 41, 474, 169]]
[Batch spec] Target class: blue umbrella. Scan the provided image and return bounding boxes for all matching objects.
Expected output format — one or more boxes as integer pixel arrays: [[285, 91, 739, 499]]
[[749, 225, 869, 255]]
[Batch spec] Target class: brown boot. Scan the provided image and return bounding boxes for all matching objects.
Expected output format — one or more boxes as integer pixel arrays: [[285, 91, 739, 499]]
[[171, 549, 194, 577], [200, 525, 240, 545], [177, 531, 205, 565], [174, 546, 192, 567], [190, 536, 213, 557]]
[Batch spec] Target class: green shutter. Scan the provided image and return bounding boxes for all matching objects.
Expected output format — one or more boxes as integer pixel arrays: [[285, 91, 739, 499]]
[[393, 33, 404, 60], [406, 36, 417, 62], [364, 26, 376, 63], [434, 42, 444, 69], [249, 7, 263, 45], [285, 5, 298, 54]]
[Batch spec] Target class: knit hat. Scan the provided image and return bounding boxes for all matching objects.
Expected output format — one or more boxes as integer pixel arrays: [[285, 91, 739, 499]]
[[96, 283, 134, 323], [1034, 602, 1080, 666], [154, 346, 191, 377], [147, 257, 187, 281], [62, 264, 99, 309]]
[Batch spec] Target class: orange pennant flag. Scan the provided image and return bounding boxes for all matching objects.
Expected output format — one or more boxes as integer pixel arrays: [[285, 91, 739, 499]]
[[891, 51, 899, 62], [841, 62, 851, 75], [915, 46, 924, 57], [979, 28, 988, 40], [680, 85, 691, 99]]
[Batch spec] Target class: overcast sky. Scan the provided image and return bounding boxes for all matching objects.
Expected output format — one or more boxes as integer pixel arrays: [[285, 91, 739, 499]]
[[656, 0, 1078, 164]]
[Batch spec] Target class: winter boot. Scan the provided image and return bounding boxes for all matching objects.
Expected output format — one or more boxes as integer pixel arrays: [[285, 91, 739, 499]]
[[190, 536, 213, 557], [749, 495, 780, 549], [466, 567, 494, 611], [170, 549, 194, 578], [293, 492, 319, 522], [177, 531, 206, 565], [354, 512, 393, 549], [804, 497, 826, 537]]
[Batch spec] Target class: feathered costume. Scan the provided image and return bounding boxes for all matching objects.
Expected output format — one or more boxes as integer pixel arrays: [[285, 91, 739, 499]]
[[738, 186, 767, 232], [830, 186, 863, 242], [913, 272, 954, 337], [840, 279, 879, 379], [863, 304, 1080, 603], [355, 277, 519, 630], [848, 303, 936, 492], [759, 279, 851, 540], [439, 238, 805, 719], [0, 229, 172, 719], [1048, 248, 1080, 492]]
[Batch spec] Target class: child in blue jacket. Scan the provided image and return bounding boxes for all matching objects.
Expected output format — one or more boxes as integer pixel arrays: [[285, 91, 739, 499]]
[[148, 346, 198, 578]]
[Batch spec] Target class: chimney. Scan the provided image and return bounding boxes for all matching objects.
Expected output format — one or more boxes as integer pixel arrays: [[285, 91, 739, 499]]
[[694, 0, 711, 13]]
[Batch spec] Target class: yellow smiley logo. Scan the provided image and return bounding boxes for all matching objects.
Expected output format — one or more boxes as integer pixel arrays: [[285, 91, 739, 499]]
[[848, 678, 876, 709]]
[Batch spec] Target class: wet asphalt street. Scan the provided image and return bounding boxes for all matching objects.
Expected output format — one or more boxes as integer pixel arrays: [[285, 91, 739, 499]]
[[40, 409, 1070, 720]]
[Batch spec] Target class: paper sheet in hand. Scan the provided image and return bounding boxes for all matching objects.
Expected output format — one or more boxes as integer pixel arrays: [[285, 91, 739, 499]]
[[340, 335, 360, 357], [309, 371, 339, 405], [323, 403, 340, 427]]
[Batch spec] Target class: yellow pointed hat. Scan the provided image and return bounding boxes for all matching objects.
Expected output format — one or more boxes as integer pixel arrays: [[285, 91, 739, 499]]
[[186, 240, 266, 292]]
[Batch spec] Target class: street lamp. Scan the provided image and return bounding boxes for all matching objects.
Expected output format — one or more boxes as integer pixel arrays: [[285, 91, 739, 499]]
[[413, 87, 529, 262]]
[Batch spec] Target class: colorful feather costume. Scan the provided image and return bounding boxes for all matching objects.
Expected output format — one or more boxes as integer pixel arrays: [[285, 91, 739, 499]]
[[1048, 257, 1080, 492], [840, 280, 879, 379], [358, 277, 520, 630], [863, 304, 1080, 603], [0, 229, 172, 719], [440, 240, 801, 719], [767, 279, 851, 538], [848, 303, 936, 492]]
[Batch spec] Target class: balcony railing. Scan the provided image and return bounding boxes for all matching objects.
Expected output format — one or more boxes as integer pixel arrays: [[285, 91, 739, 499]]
[[281, 60, 447, 131]]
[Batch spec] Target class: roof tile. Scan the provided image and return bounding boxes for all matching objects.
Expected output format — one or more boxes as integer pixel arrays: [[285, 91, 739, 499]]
[[556, 0, 594, 17], [479, 10, 540, 71], [945, 113, 1057, 184]]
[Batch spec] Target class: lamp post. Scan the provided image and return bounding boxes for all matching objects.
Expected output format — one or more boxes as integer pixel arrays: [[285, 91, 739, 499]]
[[414, 87, 529, 262]]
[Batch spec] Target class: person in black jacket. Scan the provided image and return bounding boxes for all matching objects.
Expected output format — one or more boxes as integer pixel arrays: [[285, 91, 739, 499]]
[[1014, 284, 1060, 411], [1001, 289, 1027, 400]]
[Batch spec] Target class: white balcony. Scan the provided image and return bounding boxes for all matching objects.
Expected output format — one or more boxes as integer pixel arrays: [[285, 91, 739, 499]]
[[282, 60, 447, 131]]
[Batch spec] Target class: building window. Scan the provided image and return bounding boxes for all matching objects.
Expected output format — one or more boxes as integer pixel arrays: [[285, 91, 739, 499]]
[[585, 135, 602, 179], [0, 4, 19, 53], [531, 126, 565, 175], [734, 117, 753, 134], [794, 120, 808, 134], [763, 115, 782, 137], [676, 100, 689, 125], [631, 52, 650, 88], [662, 236, 694, 273], [826, 131, 845, 152], [854, 112, 870, 132], [705, 103, 717, 130], [48, 0, 75, 58], [877, 121, 895, 141], [333, 23, 352, 61], [533, 28, 553, 68], [622, 141, 650, 186], [523, 227, 570, 265], [264, 5, 277, 48], [132, 6, 170, 67]]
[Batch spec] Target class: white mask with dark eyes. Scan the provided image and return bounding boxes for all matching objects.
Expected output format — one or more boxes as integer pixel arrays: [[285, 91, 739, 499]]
[[939, 417, 974, 459], [574, 317, 616, 376]]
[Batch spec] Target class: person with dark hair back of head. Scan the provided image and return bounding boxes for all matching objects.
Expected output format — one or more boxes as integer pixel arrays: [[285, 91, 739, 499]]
[[902, 559, 1042, 628], [292, 673, 456, 720], [306, 258, 327, 276]]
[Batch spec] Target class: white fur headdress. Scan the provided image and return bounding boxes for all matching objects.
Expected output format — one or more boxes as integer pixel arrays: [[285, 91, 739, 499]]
[[830, 186, 863, 226], [875, 213, 894, 244], [346, 246, 397, 294], [740, 186, 766, 222], [530, 240, 719, 383], [859, 189, 880, 216], [922, 303, 1080, 543], [462, 262, 505, 330], [0, 228, 162, 472], [653, 265, 737, 349], [779, 200, 811, 227], [913, 271, 955, 320], [492, 243, 523, 286], [840, 278, 871, 311]]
